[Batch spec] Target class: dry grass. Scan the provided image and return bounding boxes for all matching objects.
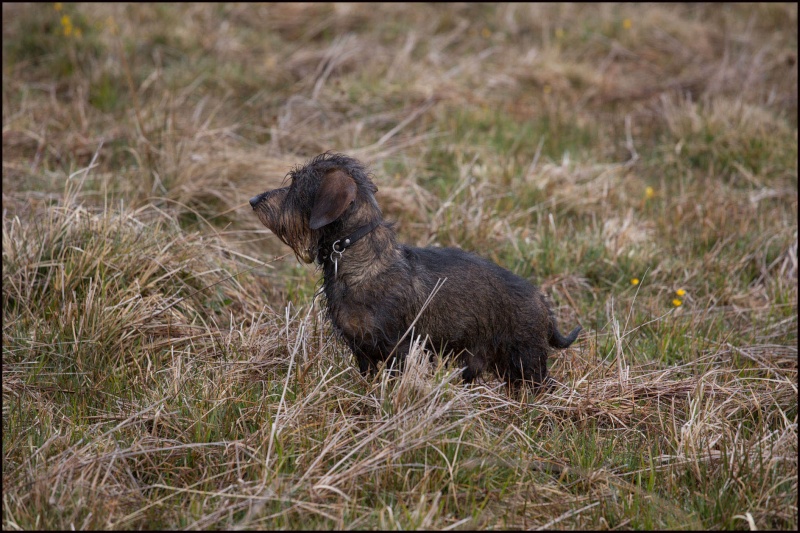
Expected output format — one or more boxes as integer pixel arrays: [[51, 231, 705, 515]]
[[3, 2, 797, 530]]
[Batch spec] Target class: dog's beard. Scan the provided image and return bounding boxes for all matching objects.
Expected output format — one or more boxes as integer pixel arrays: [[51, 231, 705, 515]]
[[277, 234, 315, 264], [296, 248, 315, 264], [278, 228, 316, 264], [260, 211, 317, 264]]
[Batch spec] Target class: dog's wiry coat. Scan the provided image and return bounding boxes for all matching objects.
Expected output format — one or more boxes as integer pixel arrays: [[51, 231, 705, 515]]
[[250, 153, 581, 388]]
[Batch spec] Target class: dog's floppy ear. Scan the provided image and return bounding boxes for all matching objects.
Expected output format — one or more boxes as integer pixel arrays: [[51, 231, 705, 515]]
[[309, 169, 357, 230]]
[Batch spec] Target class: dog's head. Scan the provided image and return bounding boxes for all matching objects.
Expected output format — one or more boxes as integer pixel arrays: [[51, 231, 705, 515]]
[[250, 153, 381, 264]]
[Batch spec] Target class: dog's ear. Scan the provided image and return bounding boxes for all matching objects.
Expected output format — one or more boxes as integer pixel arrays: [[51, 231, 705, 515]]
[[309, 169, 357, 230]]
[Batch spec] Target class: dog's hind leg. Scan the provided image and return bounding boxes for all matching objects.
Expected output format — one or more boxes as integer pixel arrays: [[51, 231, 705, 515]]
[[507, 345, 548, 388]]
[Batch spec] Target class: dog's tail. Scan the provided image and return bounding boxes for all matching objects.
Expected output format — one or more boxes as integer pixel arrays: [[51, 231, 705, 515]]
[[549, 324, 582, 349]]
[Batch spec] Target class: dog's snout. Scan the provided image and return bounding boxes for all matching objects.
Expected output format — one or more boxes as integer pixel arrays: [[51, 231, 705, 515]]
[[249, 194, 264, 209]]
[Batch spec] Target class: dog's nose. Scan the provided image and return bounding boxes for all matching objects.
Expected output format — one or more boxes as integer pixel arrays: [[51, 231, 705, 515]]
[[249, 194, 263, 209]]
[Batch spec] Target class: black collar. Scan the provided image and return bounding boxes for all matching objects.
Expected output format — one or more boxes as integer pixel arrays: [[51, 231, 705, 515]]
[[318, 220, 382, 263]]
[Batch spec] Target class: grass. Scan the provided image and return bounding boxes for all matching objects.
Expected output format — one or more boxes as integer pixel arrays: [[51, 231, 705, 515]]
[[3, 2, 797, 530]]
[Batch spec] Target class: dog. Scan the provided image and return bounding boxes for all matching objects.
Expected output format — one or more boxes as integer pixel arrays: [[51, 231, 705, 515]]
[[250, 153, 581, 389]]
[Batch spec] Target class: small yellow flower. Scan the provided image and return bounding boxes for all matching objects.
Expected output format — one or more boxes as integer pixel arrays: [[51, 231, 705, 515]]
[[61, 14, 73, 37], [555, 28, 565, 39], [672, 299, 682, 307], [645, 186, 655, 199], [676, 289, 686, 297], [543, 84, 552, 94], [481, 27, 492, 38], [623, 18, 632, 30], [54, 2, 62, 11], [631, 278, 640, 286]]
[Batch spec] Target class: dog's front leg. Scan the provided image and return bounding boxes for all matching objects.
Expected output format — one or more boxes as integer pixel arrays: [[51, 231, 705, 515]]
[[348, 334, 411, 377], [347, 341, 382, 376], [461, 365, 477, 384], [353, 348, 373, 376]]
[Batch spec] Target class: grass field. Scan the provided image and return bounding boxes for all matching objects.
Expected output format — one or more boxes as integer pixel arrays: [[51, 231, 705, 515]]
[[2, 3, 797, 529]]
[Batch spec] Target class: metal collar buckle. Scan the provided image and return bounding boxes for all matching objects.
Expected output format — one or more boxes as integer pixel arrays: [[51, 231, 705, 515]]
[[322, 220, 381, 278]]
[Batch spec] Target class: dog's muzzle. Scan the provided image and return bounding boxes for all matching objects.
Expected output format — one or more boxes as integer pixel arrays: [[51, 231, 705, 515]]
[[249, 193, 266, 209]]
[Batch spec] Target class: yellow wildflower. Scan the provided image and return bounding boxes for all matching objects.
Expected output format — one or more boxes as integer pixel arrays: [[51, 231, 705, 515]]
[[54, 2, 62, 11], [676, 289, 686, 297], [645, 186, 655, 199], [631, 278, 640, 286], [555, 28, 565, 39], [61, 14, 73, 37], [672, 299, 682, 307], [481, 27, 492, 38], [623, 19, 632, 30]]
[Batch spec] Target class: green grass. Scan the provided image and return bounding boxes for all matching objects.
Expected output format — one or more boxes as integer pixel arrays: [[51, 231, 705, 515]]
[[3, 2, 797, 530]]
